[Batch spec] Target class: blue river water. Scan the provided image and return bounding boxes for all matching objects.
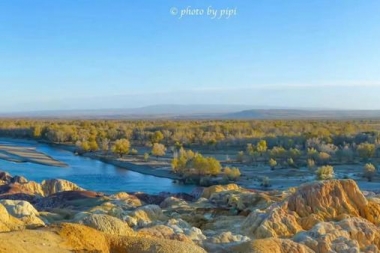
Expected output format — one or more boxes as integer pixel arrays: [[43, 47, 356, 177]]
[[0, 139, 195, 194]]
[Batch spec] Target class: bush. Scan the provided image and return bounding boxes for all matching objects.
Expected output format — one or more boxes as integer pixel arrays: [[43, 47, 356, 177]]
[[143, 153, 150, 161], [130, 148, 138, 155], [260, 177, 271, 187], [357, 143, 376, 161], [236, 151, 244, 163], [318, 152, 331, 165], [224, 167, 241, 181], [269, 158, 277, 170], [307, 159, 315, 170], [364, 163, 376, 182], [315, 165, 334, 180]]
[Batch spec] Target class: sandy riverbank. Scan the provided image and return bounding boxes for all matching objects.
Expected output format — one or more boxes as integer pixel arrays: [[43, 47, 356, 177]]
[[0, 144, 68, 167], [38, 141, 181, 180], [0, 138, 180, 180]]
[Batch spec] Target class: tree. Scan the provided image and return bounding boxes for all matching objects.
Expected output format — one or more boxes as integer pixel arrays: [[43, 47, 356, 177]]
[[315, 165, 334, 180], [111, 139, 130, 157], [80, 141, 90, 152], [269, 158, 277, 170], [151, 143, 166, 157], [357, 142, 376, 161], [144, 152, 150, 161], [88, 140, 99, 151], [100, 138, 110, 153], [192, 155, 221, 176], [151, 131, 164, 144], [364, 163, 376, 182], [33, 126, 42, 138], [257, 140, 267, 156]]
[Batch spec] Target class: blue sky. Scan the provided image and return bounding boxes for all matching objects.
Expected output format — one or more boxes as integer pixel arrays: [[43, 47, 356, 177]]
[[0, 0, 380, 111]]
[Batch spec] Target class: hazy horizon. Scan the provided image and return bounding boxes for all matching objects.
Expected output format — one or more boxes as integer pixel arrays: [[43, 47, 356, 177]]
[[1, 1, 380, 112]]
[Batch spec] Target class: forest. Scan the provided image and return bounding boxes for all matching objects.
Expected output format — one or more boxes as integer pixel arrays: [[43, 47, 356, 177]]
[[0, 119, 379, 185]]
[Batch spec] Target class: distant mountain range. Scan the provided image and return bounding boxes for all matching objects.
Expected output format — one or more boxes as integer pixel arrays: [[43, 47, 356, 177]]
[[223, 109, 380, 119], [1, 105, 380, 119]]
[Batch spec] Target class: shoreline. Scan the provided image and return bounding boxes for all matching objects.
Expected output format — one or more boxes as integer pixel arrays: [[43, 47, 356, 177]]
[[39, 140, 182, 180], [0, 141, 68, 167]]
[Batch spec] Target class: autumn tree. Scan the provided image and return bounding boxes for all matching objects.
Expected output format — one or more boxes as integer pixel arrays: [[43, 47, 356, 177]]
[[151, 131, 164, 144], [111, 139, 130, 157], [269, 158, 277, 170], [257, 140, 267, 156], [151, 143, 166, 157], [357, 142, 376, 161]]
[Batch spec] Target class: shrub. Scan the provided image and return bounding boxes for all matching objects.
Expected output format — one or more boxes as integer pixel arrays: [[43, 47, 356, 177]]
[[261, 177, 271, 187], [307, 159, 315, 170], [318, 152, 331, 165], [364, 163, 376, 182], [130, 148, 138, 155], [224, 167, 241, 181], [269, 158, 277, 170], [143, 152, 150, 161], [236, 151, 244, 163], [315, 165, 334, 180]]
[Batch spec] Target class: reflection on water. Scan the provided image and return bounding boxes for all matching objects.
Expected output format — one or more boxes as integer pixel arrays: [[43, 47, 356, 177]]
[[0, 139, 194, 194]]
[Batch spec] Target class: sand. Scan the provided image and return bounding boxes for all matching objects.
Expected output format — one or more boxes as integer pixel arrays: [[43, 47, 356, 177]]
[[0, 144, 68, 167]]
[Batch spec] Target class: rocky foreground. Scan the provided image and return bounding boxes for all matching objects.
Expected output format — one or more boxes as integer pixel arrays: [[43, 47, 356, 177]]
[[0, 172, 380, 253]]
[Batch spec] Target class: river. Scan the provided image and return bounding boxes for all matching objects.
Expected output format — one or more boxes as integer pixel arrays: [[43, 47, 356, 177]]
[[0, 139, 195, 194]]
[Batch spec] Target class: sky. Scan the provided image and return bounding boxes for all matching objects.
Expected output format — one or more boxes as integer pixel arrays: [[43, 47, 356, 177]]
[[0, 0, 380, 112]]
